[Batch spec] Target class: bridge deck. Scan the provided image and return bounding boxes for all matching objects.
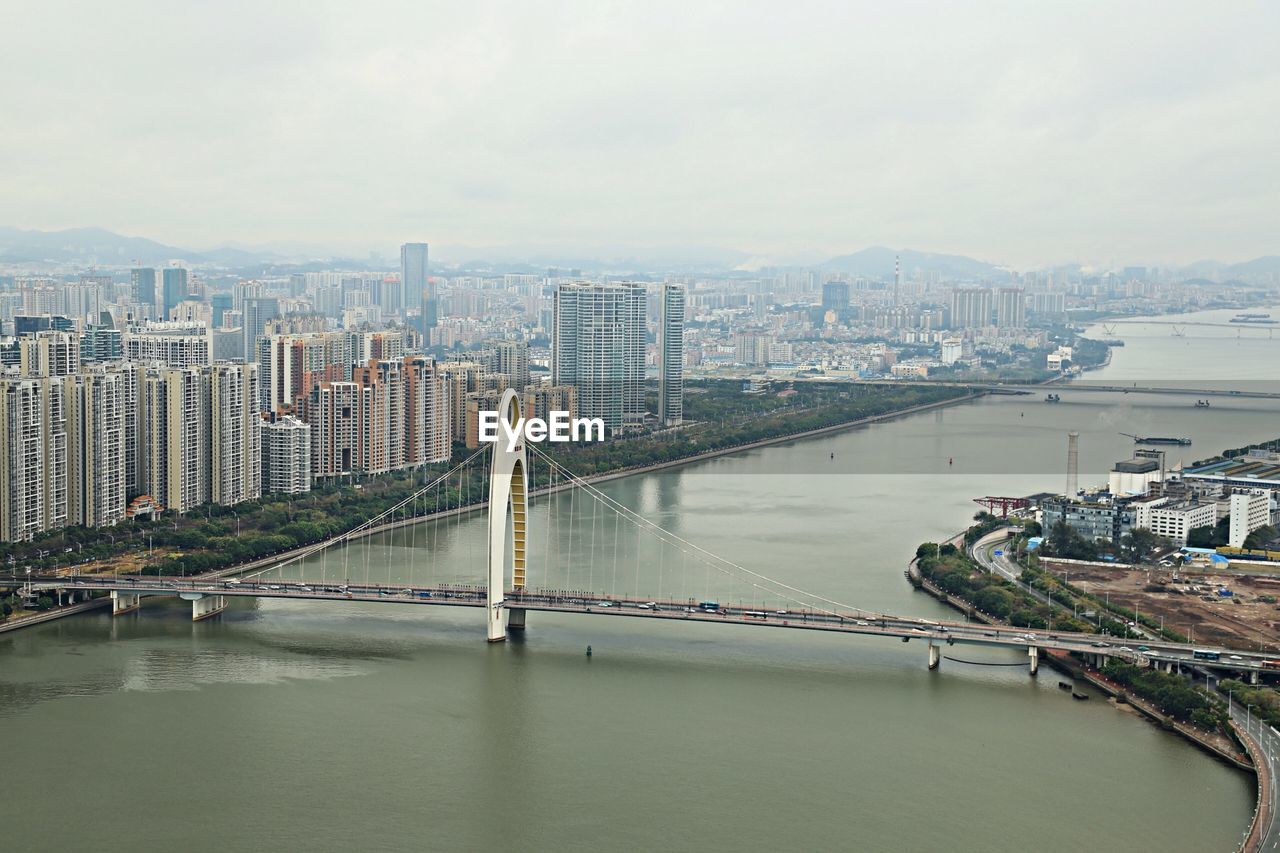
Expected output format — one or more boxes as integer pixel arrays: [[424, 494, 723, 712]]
[[25, 575, 1280, 674]]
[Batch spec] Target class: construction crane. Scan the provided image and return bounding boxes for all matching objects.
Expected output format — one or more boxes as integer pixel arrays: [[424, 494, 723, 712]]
[[972, 496, 1031, 518]]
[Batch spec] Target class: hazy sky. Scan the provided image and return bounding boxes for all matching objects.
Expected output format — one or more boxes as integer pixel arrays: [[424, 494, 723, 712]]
[[3, 1, 1278, 267]]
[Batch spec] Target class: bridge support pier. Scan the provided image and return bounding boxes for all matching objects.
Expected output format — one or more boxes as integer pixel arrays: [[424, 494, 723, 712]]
[[927, 641, 941, 670], [1028, 645, 1039, 676], [111, 591, 141, 616], [1251, 668, 1260, 685], [191, 594, 227, 622], [507, 608, 526, 633]]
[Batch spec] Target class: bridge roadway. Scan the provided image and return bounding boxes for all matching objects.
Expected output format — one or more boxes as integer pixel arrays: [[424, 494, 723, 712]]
[[24, 574, 1280, 676], [852, 378, 1280, 400]]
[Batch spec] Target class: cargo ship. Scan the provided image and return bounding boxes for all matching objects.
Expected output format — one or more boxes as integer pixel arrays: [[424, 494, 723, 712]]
[[1121, 433, 1191, 446]]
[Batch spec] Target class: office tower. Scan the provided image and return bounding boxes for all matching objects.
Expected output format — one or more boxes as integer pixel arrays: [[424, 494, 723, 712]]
[[995, 288, 1026, 329], [289, 274, 306, 299], [209, 363, 261, 506], [144, 367, 209, 514], [821, 281, 850, 314], [0, 377, 68, 541], [64, 370, 127, 528], [210, 294, 232, 328], [242, 297, 280, 363], [401, 242, 429, 316], [552, 282, 646, 433], [162, 268, 188, 318], [131, 268, 157, 312], [403, 356, 450, 466], [658, 283, 685, 427], [261, 415, 311, 494], [13, 315, 74, 337], [19, 331, 80, 377], [949, 288, 993, 329]]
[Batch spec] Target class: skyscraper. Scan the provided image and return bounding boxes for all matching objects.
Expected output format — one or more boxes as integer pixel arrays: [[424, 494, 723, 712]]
[[64, 370, 127, 528], [400, 242, 429, 315], [0, 377, 68, 541], [949, 288, 993, 329], [242, 297, 281, 363], [161, 268, 188, 319], [821, 281, 850, 315], [131, 267, 157, 314], [210, 363, 262, 506], [261, 415, 311, 494], [658, 283, 685, 427], [995, 288, 1026, 329], [491, 341, 530, 389], [553, 282, 646, 433]]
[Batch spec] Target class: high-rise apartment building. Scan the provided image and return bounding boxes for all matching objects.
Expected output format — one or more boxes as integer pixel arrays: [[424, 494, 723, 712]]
[[258, 331, 352, 414], [484, 341, 530, 389], [19, 331, 80, 377], [949, 288, 993, 329], [124, 323, 212, 368], [401, 242, 429, 315], [552, 282, 646, 433], [658, 283, 685, 427], [439, 360, 485, 442], [995, 288, 1026, 329], [261, 415, 311, 494], [64, 370, 127, 528], [161, 268, 188, 318], [210, 363, 262, 506], [148, 367, 209, 514], [0, 377, 67, 541], [403, 356, 451, 466]]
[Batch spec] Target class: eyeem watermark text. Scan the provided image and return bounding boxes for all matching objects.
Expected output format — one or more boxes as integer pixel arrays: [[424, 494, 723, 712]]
[[478, 410, 606, 452]]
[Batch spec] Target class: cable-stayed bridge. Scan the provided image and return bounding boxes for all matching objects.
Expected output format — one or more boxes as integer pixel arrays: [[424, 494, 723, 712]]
[[16, 390, 1280, 679]]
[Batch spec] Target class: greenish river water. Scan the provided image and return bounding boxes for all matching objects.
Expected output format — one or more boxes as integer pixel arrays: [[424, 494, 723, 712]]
[[4, 310, 1279, 852]]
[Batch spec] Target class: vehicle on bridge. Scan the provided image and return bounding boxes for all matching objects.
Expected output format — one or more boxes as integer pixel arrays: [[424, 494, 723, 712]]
[[1193, 649, 1221, 661]]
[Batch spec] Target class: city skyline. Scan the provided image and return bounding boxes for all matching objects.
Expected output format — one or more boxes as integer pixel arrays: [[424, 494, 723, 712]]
[[3, 4, 1278, 268]]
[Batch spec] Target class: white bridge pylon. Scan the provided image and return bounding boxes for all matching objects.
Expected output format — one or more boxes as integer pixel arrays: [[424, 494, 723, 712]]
[[487, 388, 528, 642]]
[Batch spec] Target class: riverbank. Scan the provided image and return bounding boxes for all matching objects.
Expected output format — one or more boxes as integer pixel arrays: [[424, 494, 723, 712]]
[[1, 388, 986, 633], [907, 529, 1257, 774]]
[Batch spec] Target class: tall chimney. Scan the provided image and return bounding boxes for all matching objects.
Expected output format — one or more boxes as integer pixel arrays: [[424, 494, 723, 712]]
[[1066, 431, 1079, 497]]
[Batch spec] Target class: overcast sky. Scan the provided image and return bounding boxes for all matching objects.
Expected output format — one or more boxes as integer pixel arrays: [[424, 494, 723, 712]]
[[3, 1, 1278, 268]]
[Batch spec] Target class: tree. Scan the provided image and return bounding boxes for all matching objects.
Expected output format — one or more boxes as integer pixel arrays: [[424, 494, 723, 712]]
[[1119, 528, 1168, 564], [0, 600, 11, 621], [35, 595, 53, 611], [973, 587, 1014, 619], [916, 543, 939, 560]]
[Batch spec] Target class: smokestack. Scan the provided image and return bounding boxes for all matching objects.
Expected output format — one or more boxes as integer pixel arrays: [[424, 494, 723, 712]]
[[894, 255, 902, 307], [1066, 431, 1079, 497]]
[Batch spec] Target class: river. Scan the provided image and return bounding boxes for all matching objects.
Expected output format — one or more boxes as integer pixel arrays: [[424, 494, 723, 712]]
[[4, 309, 1279, 852]]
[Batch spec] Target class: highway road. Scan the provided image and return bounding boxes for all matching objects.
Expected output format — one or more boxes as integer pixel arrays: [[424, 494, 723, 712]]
[[1231, 701, 1280, 852], [17, 573, 1280, 677]]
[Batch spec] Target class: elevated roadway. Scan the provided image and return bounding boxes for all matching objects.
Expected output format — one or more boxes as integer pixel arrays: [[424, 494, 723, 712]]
[[20, 573, 1280, 679]]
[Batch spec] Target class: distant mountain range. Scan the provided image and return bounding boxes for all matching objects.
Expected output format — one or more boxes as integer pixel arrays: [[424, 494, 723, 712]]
[[820, 246, 1005, 279], [0, 227, 1275, 280]]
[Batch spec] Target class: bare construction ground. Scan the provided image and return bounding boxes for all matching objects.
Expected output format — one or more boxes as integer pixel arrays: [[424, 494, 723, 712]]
[[1047, 560, 1280, 653]]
